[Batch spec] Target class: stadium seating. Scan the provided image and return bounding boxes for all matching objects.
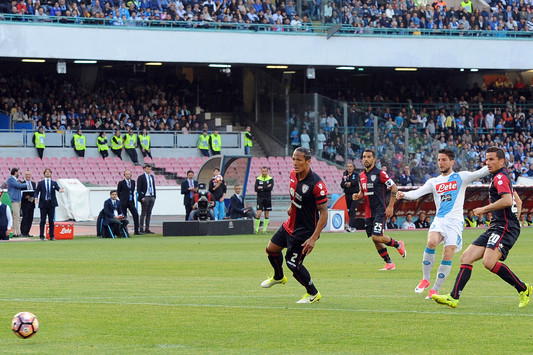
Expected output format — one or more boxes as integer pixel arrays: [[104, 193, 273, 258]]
[[0, 157, 178, 187]]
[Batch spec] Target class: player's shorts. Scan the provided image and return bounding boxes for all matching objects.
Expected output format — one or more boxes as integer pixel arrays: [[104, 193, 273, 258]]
[[365, 212, 386, 238], [256, 197, 272, 211], [270, 226, 308, 268], [472, 223, 520, 261], [429, 216, 464, 253]]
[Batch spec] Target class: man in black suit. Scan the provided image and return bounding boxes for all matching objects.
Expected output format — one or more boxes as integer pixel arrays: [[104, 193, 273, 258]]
[[228, 184, 256, 219], [20, 170, 37, 237], [137, 164, 156, 234], [103, 190, 129, 237], [180, 169, 198, 221], [117, 169, 141, 235], [34, 168, 64, 241]]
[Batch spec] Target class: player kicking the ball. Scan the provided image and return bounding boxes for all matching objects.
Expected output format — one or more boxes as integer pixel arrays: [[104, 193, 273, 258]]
[[260, 147, 328, 303], [433, 146, 531, 308], [397, 149, 489, 299]]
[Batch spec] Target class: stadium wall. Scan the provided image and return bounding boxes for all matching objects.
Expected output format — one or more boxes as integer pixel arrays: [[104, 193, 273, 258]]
[[2, 23, 533, 69]]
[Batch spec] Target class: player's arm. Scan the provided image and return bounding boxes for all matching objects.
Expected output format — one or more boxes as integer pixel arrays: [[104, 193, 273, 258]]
[[254, 178, 260, 192], [473, 193, 513, 217], [265, 178, 273, 192], [302, 203, 327, 256], [385, 183, 397, 218], [513, 190, 522, 219], [397, 180, 432, 200], [463, 166, 489, 184]]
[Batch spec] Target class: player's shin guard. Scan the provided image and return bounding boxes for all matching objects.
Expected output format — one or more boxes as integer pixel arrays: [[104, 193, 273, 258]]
[[291, 264, 318, 295], [266, 248, 284, 280], [491, 262, 527, 293], [432, 260, 452, 292], [450, 264, 473, 299], [385, 237, 400, 248], [422, 247, 436, 282], [263, 218, 269, 232], [378, 248, 392, 263], [254, 218, 261, 233]]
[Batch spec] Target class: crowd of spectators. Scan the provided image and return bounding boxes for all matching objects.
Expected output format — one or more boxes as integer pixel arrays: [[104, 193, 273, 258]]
[[288, 74, 533, 184], [4, 0, 533, 35], [1, 73, 212, 134]]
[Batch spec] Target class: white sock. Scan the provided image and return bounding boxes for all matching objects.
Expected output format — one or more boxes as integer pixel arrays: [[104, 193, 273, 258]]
[[432, 260, 452, 292], [422, 247, 435, 282]]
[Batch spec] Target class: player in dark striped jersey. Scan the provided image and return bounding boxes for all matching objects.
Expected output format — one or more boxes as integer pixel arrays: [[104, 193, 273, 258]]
[[353, 149, 406, 270], [434, 146, 532, 308], [260, 147, 328, 304]]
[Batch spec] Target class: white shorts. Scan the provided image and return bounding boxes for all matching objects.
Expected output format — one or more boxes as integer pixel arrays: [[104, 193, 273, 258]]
[[429, 217, 464, 253]]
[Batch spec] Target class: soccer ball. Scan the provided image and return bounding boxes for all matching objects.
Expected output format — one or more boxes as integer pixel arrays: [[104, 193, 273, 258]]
[[12, 312, 39, 339], [215, 175, 223, 183]]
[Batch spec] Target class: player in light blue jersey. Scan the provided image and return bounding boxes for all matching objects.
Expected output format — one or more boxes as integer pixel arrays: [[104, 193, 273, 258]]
[[396, 149, 489, 299]]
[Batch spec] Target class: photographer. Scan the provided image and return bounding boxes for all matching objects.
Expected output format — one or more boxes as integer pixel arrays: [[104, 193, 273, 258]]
[[189, 183, 215, 221]]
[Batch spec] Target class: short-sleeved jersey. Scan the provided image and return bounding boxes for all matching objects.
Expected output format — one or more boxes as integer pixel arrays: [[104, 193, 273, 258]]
[[360, 166, 395, 218], [489, 168, 519, 227], [283, 169, 328, 240], [402, 166, 489, 221]]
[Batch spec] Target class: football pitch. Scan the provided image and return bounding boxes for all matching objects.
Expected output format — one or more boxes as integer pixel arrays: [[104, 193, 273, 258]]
[[1, 229, 533, 354]]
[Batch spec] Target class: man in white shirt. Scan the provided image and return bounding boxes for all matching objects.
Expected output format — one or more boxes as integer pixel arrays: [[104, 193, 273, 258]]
[[401, 213, 416, 230]]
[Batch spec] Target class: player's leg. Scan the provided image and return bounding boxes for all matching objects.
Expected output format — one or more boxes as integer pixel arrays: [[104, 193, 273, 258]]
[[415, 232, 442, 294], [285, 240, 321, 303], [372, 214, 405, 258], [481, 229, 531, 306], [429, 244, 456, 297], [261, 227, 287, 288], [433, 243, 485, 307]]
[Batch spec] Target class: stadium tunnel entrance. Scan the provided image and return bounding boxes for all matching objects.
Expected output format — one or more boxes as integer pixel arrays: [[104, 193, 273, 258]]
[[197, 155, 252, 198]]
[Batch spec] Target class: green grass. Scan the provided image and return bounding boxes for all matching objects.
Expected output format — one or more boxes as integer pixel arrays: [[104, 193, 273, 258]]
[[1, 229, 533, 354]]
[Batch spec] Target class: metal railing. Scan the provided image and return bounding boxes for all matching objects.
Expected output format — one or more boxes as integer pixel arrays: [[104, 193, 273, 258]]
[[2, 14, 533, 39]]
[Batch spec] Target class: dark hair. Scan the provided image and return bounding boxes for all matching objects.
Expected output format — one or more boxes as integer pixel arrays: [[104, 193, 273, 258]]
[[144, 164, 152, 169], [110, 190, 118, 195], [10, 168, 18, 175], [261, 166, 269, 170], [213, 167, 220, 172], [363, 149, 375, 158], [44, 168, 52, 174], [486, 146, 505, 159], [438, 148, 455, 160], [294, 147, 312, 160]]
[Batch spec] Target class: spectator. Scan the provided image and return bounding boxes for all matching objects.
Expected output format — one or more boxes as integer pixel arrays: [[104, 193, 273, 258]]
[[464, 209, 478, 227], [400, 165, 415, 186], [402, 213, 416, 229], [386, 215, 399, 230], [228, 184, 256, 219], [300, 128, 311, 149], [414, 212, 430, 228], [6, 168, 29, 238]]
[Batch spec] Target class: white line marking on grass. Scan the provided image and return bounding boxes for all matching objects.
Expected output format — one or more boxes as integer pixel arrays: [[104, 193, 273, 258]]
[[1, 298, 531, 318]]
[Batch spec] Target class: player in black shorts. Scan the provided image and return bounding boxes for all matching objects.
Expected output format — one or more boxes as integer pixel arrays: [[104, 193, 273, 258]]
[[254, 167, 274, 234], [260, 147, 328, 304], [341, 162, 360, 232], [353, 149, 406, 270], [434, 146, 532, 308]]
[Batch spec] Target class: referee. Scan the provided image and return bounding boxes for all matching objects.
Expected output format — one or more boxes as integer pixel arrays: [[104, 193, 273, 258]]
[[340, 162, 360, 232], [254, 166, 274, 234]]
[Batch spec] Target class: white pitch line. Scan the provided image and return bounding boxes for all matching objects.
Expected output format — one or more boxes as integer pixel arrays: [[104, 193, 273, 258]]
[[0, 298, 531, 318]]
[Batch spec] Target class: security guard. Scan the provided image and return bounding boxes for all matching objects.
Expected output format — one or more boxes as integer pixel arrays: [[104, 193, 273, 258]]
[[244, 125, 253, 155], [139, 128, 152, 159], [97, 131, 109, 159], [123, 129, 139, 165], [72, 129, 86, 157], [460, 0, 472, 12], [209, 128, 222, 155], [33, 126, 46, 159], [197, 129, 210, 157], [111, 130, 124, 160]]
